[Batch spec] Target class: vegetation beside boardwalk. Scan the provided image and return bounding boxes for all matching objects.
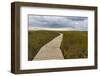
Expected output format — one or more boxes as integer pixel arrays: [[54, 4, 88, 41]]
[[28, 31, 59, 60], [60, 31, 88, 59], [28, 30, 88, 60]]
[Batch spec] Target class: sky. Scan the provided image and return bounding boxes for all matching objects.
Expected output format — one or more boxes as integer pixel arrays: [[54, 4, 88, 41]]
[[28, 15, 88, 31]]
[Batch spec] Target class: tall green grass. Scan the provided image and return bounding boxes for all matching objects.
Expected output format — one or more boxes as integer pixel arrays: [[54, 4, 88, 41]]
[[28, 30, 59, 60], [28, 30, 88, 60], [60, 31, 88, 59]]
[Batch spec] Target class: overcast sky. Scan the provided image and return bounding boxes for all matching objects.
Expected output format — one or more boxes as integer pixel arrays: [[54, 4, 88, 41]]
[[28, 15, 88, 31]]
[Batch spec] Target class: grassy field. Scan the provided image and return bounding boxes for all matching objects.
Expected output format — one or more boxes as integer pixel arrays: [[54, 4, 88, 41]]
[[28, 31, 88, 60], [28, 31, 59, 60], [60, 31, 88, 59]]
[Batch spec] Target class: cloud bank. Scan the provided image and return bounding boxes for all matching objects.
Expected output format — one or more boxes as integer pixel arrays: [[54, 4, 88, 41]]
[[28, 15, 88, 31]]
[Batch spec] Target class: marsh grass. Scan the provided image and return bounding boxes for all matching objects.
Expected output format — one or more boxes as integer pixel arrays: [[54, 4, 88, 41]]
[[28, 31, 88, 60], [60, 31, 88, 59]]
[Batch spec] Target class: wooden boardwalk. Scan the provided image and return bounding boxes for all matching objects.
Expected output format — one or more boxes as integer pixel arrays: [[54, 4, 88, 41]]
[[33, 33, 64, 60]]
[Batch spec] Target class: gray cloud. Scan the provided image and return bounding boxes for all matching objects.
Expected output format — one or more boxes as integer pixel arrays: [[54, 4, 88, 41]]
[[28, 15, 88, 31]]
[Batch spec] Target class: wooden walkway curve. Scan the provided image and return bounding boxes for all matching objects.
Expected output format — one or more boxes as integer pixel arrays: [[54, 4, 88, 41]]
[[33, 33, 64, 60]]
